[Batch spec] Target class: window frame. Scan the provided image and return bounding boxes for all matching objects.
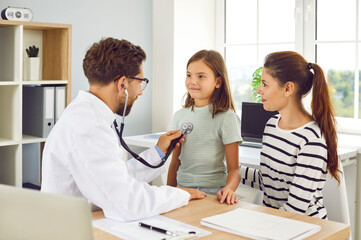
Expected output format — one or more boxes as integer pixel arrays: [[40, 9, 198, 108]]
[[216, 0, 361, 134]]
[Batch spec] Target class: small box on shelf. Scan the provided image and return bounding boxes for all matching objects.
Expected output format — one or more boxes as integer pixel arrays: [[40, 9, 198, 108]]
[[24, 57, 40, 81], [23, 45, 40, 81]]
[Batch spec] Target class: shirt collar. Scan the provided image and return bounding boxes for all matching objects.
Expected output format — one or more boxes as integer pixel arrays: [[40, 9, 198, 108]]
[[77, 90, 117, 126]]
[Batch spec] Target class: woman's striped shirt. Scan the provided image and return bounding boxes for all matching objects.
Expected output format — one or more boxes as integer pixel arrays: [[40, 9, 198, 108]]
[[241, 114, 328, 219]]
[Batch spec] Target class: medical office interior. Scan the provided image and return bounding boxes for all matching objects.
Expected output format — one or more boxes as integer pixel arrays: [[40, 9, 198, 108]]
[[0, 0, 361, 239]]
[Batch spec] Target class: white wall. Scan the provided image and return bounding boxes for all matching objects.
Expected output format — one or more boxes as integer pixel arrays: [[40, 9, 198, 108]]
[[152, 0, 216, 132], [0, 0, 153, 136], [152, 0, 175, 133]]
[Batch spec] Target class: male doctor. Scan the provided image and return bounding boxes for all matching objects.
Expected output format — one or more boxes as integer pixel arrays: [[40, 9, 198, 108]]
[[41, 37, 206, 221]]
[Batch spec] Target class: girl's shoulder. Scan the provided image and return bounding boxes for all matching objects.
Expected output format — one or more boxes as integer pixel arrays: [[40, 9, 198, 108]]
[[174, 107, 191, 115], [172, 107, 192, 120], [216, 109, 239, 118], [215, 110, 241, 124]]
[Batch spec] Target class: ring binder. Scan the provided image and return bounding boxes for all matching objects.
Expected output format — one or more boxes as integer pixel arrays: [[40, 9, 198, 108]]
[[23, 86, 55, 138]]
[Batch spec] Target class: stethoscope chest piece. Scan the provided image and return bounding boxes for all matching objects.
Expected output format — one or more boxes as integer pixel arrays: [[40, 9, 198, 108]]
[[181, 122, 193, 134]]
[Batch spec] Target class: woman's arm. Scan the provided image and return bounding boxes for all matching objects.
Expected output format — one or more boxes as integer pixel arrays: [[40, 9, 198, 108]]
[[280, 140, 328, 216], [167, 146, 181, 187], [217, 142, 240, 204]]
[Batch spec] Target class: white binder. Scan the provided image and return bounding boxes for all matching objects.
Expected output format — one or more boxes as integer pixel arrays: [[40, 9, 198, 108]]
[[54, 86, 66, 123]]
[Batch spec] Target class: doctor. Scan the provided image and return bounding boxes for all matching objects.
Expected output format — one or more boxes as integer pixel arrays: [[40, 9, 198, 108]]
[[41, 37, 206, 222]]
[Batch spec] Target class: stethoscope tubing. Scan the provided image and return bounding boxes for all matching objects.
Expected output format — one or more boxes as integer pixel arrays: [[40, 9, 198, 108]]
[[114, 88, 186, 168]]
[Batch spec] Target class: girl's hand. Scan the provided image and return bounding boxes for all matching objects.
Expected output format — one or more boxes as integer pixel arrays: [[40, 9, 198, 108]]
[[217, 188, 238, 205]]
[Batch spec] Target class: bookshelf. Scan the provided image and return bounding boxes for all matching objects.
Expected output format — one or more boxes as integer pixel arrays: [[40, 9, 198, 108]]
[[0, 20, 71, 187]]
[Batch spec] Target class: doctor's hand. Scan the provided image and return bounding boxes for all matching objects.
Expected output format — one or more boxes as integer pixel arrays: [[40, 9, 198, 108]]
[[177, 187, 207, 200], [217, 188, 238, 205], [157, 130, 185, 154]]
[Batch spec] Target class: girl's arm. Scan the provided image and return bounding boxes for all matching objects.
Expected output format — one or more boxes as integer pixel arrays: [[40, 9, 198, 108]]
[[217, 142, 240, 204], [167, 146, 181, 187]]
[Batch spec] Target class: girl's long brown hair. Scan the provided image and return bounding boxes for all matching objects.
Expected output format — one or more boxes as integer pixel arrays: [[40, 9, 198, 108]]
[[264, 51, 340, 183], [183, 50, 235, 117]]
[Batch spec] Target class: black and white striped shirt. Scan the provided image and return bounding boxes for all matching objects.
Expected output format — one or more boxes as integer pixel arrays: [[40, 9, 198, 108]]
[[241, 114, 328, 219]]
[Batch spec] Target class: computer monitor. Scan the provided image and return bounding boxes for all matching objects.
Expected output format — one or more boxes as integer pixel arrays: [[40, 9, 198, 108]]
[[241, 102, 278, 144]]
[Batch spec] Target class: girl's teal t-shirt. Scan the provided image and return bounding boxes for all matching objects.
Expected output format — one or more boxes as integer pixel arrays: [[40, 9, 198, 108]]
[[171, 104, 242, 188]]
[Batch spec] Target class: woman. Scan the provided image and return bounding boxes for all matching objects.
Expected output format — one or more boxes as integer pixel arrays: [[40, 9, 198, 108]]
[[241, 51, 340, 218]]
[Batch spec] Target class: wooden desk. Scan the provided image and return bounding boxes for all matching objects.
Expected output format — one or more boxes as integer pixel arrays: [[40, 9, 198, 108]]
[[92, 195, 350, 240], [123, 133, 359, 238]]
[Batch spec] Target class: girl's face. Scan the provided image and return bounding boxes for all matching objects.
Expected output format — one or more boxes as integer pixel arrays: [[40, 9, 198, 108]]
[[186, 60, 221, 107], [257, 67, 288, 112]]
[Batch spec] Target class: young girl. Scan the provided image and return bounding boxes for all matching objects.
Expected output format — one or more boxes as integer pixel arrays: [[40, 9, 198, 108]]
[[241, 51, 340, 218], [167, 50, 242, 205]]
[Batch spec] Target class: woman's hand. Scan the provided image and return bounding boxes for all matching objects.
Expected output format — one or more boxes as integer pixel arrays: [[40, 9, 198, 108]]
[[217, 188, 238, 205]]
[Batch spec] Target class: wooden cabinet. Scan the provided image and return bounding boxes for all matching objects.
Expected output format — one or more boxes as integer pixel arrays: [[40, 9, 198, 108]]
[[0, 20, 71, 187]]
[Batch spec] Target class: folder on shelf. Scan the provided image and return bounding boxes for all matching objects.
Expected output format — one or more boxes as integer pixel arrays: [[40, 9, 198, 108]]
[[23, 86, 55, 138], [54, 86, 66, 123], [200, 208, 321, 240]]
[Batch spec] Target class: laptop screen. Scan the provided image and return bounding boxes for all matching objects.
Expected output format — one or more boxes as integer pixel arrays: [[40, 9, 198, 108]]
[[0, 184, 94, 240], [241, 102, 278, 143]]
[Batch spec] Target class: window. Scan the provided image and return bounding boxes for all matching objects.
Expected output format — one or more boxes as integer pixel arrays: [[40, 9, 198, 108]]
[[316, 0, 359, 120], [222, 0, 296, 111], [217, 0, 361, 133]]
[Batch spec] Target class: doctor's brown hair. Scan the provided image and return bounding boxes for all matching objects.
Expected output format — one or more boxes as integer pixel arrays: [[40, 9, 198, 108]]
[[264, 51, 340, 183], [83, 37, 146, 85], [183, 50, 235, 117]]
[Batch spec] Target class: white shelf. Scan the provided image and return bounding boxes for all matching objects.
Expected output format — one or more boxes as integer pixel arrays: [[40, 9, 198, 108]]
[[0, 20, 71, 187], [22, 80, 68, 85], [22, 135, 46, 144], [0, 81, 19, 86], [0, 137, 19, 147]]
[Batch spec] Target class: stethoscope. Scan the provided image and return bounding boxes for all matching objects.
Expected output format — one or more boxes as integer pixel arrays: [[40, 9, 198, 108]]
[[113, 88, 193, 168]]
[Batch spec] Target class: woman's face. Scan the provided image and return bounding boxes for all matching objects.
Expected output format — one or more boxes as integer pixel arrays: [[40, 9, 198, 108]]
[[257, 67, 288, 112]]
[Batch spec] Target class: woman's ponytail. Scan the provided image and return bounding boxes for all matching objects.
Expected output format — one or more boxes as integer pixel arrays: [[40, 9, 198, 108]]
[[311, 63, 341, 184]]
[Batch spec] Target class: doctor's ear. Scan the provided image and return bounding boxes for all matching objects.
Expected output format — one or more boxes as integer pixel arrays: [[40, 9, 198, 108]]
[[115, 76, 127, 91]]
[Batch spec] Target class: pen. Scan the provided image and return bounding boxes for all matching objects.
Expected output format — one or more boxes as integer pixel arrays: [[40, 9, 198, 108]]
[[139, 222, 176, 236]]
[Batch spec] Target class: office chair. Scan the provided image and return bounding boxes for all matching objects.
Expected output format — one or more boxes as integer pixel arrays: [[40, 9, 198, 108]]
[[322, 161, 352, 239]]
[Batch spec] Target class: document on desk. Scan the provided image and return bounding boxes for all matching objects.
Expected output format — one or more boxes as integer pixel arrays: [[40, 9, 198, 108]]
[[93, 215, 211, 240], [200, 208, 321, 240]]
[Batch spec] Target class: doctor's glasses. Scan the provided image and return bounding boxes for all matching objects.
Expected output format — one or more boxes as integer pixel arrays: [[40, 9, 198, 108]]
[[127, 76, 149, 91], [113, 75, 149, 91]]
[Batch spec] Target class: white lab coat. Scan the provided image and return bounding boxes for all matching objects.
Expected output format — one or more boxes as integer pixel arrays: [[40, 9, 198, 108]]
[[41, 90, 190, 222]]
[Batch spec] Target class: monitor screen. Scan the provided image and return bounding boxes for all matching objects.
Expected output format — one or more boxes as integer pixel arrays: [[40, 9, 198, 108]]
[[241, 102, 278, 143]]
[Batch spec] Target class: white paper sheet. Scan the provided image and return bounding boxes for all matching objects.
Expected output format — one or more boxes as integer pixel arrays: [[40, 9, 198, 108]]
[[201, 208, 321, 240], [93, 215, 211, 240]]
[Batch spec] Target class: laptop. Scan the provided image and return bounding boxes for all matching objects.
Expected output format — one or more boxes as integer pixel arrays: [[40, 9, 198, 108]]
[[0, 184, 94, 240], [240, 102, 278, 148]]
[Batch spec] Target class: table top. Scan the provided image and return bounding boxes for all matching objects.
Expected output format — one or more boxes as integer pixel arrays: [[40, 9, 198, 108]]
[[92, 195, 350, 240]]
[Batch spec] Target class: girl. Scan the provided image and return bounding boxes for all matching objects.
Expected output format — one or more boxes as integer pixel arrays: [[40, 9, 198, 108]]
[[241, 51, 340, 218], [167, 50, 242, 205]]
